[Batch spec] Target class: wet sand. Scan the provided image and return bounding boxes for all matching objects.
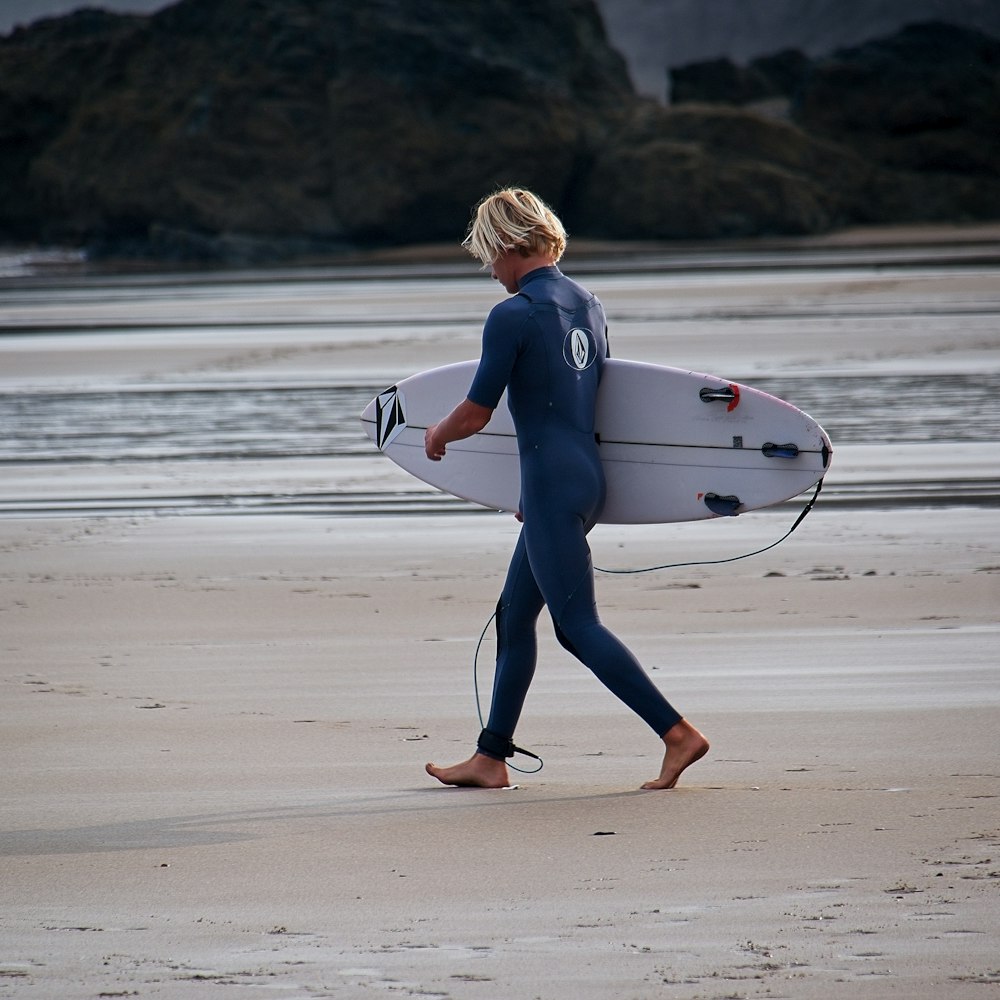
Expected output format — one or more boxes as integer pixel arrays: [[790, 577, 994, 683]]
[[2, 231, 999, 997], [2, 509, 998, 998]]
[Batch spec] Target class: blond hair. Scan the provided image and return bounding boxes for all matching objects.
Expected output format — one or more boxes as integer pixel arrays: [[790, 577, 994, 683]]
[[462, 188, 567, 265]]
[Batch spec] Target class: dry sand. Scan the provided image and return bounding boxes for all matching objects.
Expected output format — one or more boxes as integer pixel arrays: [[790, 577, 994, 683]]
[[2, 237, 999, 998]]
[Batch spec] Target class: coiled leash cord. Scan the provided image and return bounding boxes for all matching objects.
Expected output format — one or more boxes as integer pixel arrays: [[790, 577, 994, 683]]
[[472, 479, 823, 771]]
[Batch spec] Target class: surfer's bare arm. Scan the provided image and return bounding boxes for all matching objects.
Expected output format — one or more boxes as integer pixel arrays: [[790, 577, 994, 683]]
[[425, 398, 493, 460]]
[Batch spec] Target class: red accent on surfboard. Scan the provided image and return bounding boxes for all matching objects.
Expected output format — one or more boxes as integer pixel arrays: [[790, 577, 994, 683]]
[[727, 384, 740, 412]]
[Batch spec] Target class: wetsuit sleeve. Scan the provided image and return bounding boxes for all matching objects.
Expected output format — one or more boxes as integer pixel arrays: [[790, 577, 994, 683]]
[[466, 303, 524, 409]]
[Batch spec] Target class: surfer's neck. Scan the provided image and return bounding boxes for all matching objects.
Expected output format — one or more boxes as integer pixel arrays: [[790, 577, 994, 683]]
[[491, 251, 558, 294]]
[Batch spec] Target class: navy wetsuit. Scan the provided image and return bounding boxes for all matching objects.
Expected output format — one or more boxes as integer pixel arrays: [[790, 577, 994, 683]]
[[466, 266, 682, 758]]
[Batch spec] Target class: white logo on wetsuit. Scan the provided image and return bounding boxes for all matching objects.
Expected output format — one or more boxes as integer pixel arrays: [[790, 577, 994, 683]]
[[563, 327, 597, 370]]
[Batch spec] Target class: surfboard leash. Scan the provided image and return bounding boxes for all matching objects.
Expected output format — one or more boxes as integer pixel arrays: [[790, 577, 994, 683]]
[[469, 479, 822, 769], [594, 478, 824, 575], [472, 609, 544, 774]]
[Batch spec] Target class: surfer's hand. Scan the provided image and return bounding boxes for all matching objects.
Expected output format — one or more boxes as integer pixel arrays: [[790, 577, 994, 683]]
[[425, 425, 446, 461], [514, 510, 523, 522]]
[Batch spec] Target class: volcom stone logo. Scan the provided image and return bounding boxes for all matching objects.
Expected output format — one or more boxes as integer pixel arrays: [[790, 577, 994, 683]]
[[563, 327, 597, 371], [375, 386, 406, 449]]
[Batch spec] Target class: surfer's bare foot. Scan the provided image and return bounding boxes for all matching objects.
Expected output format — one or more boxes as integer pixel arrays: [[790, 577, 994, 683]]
[[641, 719, 709, 790], [426, 752, 510, 788]]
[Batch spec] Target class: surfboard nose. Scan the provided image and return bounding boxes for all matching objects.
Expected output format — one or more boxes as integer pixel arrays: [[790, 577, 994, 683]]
[[359, 396, 377, 445]]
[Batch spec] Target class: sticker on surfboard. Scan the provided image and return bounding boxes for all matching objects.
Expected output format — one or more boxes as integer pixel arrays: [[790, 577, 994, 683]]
[[375, 386, 406, 450]]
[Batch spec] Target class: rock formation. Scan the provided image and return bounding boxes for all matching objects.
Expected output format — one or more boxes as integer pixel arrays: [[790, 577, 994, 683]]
[[1, 3, 997, 261], [669, 23, 1000, 228], [0, 0, 632, 259]]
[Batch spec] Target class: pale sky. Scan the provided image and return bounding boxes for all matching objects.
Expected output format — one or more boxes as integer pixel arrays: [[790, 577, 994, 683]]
[[0, 0, 172, 33]]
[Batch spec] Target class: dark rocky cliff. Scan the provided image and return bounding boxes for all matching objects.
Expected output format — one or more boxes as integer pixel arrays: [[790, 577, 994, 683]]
[[669, 23, 1000, 230], [1, 2, 997, 261], [0, 0, 633, 259]]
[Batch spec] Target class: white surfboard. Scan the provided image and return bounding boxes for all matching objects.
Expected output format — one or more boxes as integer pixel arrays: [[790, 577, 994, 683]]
[[360, 359, 831, 524]]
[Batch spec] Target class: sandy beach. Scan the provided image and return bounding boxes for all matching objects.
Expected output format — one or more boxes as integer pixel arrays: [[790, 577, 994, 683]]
[[2, 230, 999, 997]]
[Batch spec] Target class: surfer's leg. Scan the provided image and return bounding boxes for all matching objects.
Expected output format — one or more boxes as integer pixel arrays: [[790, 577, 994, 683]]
[[426, 531, 542, 788], [556, 569, 710, 788], [483, 531, 545, 741], [555, 569, 684, 736], [525, 510, 709, 784]]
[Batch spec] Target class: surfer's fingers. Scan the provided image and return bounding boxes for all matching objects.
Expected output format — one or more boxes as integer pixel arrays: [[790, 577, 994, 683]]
[[424, 427, 446, 460]]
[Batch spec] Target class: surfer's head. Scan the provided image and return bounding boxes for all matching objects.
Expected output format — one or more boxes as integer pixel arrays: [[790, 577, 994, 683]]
[[463, 188, 567, 267]]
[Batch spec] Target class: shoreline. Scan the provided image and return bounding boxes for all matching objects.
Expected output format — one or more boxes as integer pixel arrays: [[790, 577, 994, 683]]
[[3, 219, 1000, 282], [2, 441, 999, 518]]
